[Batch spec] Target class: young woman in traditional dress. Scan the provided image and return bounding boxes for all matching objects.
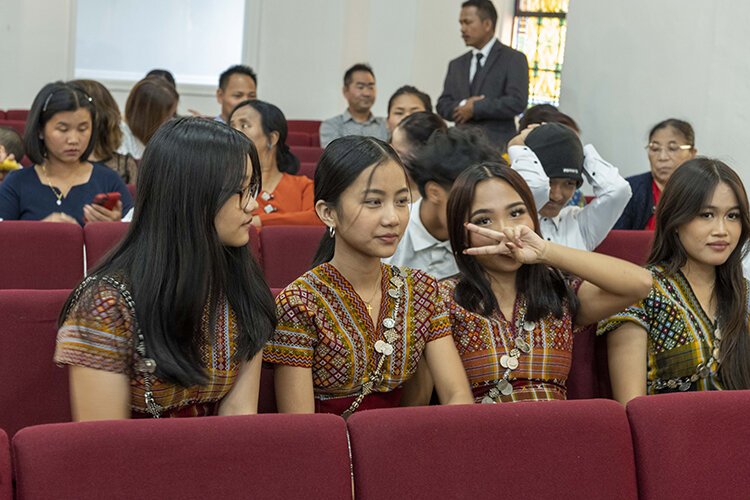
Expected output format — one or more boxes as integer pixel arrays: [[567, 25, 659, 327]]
[[440, 162, 652, 403], [264, 135, 473, 416], [601, 158, 750, 403]]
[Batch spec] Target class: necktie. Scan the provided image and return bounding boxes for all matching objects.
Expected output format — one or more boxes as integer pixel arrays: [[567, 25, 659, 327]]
[[470, 53, 484, 93]]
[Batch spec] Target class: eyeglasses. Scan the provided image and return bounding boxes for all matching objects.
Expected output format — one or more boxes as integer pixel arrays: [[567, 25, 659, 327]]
[[238, 181, 260, 210], [645, 142, 693, 156]]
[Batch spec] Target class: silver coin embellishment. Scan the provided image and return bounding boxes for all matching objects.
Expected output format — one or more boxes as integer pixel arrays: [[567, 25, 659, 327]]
[[523, 321, 535, 331], [500, 355, 510, 369], [507, 357, 519, 370], [383, 318, 396, 329], [388, 288, 401, 299]]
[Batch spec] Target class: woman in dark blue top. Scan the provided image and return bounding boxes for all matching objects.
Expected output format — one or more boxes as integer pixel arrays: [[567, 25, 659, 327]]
[[0, 82, 132, 225]]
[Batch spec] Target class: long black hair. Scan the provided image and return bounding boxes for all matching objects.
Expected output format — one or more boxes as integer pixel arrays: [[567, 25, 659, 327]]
[[447, 162, 578, 321], [228, 99, 300, 174], [60, 117, 276, 387], [648, 157, 750, 390], [311, 136, 404, 267]]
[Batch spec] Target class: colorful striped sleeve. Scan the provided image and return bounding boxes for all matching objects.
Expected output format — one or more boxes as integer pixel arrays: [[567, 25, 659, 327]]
[[263, 284, 318, 368]]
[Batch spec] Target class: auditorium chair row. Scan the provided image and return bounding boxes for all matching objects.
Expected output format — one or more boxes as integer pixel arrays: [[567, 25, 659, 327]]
[[2, 390, 749, 500], [0, 221, 654, 290]]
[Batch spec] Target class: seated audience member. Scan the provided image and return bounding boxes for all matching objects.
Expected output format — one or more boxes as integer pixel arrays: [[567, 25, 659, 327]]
[[55, 117, 276, 420], [386, 85, 432, 132], [118, 76, 179, 160], [319, 63, 388, 147], [229, 99, 321, 227], [600, 158, 750, 403], [0, 126, 24, 182], [389, 111, 447, 199], [509, 123, 631, 251], [215, 64, 257, 124], [615, 118, 697, 230], [264, 136, 474, 416], [440, 163, 651, 403], [145, 68, 176, 88], [517, 104, 585, 208], [70, 79, 138, 184], [0, 82, 132, 225], [385, 127, 497, 280]]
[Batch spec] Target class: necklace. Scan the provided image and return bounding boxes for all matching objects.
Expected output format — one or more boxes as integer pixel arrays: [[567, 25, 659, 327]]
[[648, 323, 722, 392], [482, 297, 534, 403], [40, 164, 64, 206], [362, 275, 382, 316]]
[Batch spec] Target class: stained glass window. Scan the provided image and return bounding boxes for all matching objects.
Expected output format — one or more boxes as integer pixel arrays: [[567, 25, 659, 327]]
[[512, 0, 569, 106]]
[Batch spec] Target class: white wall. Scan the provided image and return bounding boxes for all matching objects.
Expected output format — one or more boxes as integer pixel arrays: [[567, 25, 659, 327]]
[[561, 0, 750, 183]]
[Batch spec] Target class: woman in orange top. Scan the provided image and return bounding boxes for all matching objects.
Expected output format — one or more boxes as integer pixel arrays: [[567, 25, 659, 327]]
[[229, 100, 322, 227]]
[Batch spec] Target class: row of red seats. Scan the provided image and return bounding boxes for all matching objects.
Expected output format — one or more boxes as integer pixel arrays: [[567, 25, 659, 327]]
[[0, 110, 28, 121], [2, 391, 749, 499], [0, 222, 655, 290]]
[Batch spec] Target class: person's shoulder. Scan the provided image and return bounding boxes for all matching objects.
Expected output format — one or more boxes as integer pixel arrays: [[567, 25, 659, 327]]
[[3, 165, 37, 184], [321, 113, 345, 125], [283, 172, 314, 188], [626, 171, 653, 185]]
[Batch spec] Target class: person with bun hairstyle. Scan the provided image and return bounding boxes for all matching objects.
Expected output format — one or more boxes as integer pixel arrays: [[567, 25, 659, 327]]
[[229, 99, 321, 227]]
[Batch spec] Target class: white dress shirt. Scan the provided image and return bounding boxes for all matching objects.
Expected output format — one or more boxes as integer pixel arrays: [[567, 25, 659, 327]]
[[508, 144, 632, 251], [384, 198, 458, 280]]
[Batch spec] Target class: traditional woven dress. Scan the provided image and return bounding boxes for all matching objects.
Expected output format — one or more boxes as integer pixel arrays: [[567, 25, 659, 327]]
[[597, 264, 746, 393], [264, 263, 451, 415], [439, 276, 582, 403], [55, 279, 243, 417]]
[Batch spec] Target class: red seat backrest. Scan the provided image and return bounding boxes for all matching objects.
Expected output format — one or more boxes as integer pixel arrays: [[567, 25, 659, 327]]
[[298, 161, 316, 180], [83, 222, 129, 271], [13, 414, 352, 499], [287, 120, 321, 135], [0, 289, 72, 437], [5, 109, 29, 121], [0, 428, 10, 500], [287, 131, 312, 147], [595, 230, 654, 265], [347, 400, 638, 499], [126, 183, 136, 201], [0, 111, 5, 120], [0, 120, 26, 138], [627, 391, 750, 499], [0, 222, 84, 289], [290, 145, 323, 164], [260, 225, 326, 288]]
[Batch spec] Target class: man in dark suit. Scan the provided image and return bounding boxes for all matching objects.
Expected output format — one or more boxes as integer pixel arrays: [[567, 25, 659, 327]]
[[437, 0, 529, 149]]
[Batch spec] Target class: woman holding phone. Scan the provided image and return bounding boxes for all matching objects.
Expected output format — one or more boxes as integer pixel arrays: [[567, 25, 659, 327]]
[[0, 81, 132, 225]]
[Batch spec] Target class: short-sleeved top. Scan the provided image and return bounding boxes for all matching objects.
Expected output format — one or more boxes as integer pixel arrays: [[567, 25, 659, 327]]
[[439, 276, 582, 402], [264, 263, 451, 400], [319, 110, 388, 148], [0, 163, 134, 225], [256, 173, 322, 226], [55, 279, 242, 417], [597, 264, 746, 393]]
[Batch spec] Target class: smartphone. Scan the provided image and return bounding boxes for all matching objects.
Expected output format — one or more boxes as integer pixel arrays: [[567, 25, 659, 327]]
[[92, 192, 121, 211]]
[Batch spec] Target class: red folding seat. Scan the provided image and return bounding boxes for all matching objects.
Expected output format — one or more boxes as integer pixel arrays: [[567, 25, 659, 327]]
[[290, 145, 323, 164], [0, 428, 10, 500], [260, 225, 326, 289], [0, 111, 5, 119], [287, 120, 321, 135], [0, 222, 84, 289], [0, 120, 25, 137], [627, 391, 750, 499], [0, 290, 72, 437], [348, 400, 638, 499], [83, 221, 129, 271], [566, 323, 598, 399], [594, 230, 654, 265], [287, 131, 312, 147], [13, 414, 352, 499], [5, 109, 29, 121], [126, 183, 136, 201], [298, 161, 316, 180]]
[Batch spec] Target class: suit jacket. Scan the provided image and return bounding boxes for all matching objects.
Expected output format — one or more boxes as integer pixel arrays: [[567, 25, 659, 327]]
[[436, 40, 529, 149], [613, 171, 654, 230]]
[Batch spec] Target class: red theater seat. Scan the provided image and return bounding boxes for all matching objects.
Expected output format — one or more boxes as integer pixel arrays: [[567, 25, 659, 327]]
[[13, 414, 352, 499], [0, 428, 10, 500], [260, 225, 326, 288], [627, 391, 750, 500], [287, 120, 321, 135], [5, 109, 29, 121], [0, 290, 72, 437], [566, 323, 599, 399], [0, 120, 25, 137], [83, 222, 129, 271], [126, 183, 136, 201], [298, 161, 316, 180], [290, 145, 323, 164], [0, 222, 84, 289], [0, 111, 5, 119], [595, 230, 654, 265], [347, 400, 638, 499], [287, 131, 312, 147]]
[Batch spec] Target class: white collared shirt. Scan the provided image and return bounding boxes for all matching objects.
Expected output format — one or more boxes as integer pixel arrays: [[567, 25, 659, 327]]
[[469, 38, 497, 82], [508, 144, 632, 251], [384, 198, 458, 280]]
